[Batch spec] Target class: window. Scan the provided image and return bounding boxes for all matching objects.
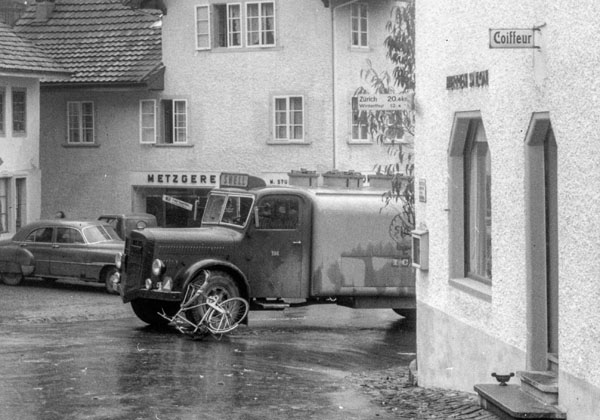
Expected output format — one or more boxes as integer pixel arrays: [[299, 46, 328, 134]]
[[161, 99, 188, 144], [196, 5, 210, 49], [247, 2, 275, 47], [57, 228, 85, 244], [195, 2, 275, 50], [0, 88, 5, 135], [25, 227, 53, 243], [351, 3, 368, 48], [214, 4, 242, 47], [140, 100, 156, 144], [448, 113, 492, 292], [15, 178, 25, 229], [67, 101, 94, 143], [351, 96, 369, 141], [12, 88, 26, 134], [274, 96, 304, 141], [464, 120, 492, 280], [0, 178, 7, 233], [256, 196, 299, 230]]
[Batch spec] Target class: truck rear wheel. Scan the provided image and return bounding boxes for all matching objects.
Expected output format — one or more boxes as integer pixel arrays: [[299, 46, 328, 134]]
[[186, 270, 240, 325], [393, 308, 416, 322], [131, 298, 179, 326]]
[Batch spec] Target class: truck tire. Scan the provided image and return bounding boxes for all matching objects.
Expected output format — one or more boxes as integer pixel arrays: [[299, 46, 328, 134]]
[[131, 298, 178, 326], [187, 270, 240, 325], [393, 308, 416, 322]]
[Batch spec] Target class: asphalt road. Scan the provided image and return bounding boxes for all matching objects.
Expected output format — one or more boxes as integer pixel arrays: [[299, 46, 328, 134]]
[[0, 278, 417, 420]]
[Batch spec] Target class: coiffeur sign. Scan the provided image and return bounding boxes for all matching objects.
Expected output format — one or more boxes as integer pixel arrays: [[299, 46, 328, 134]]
[[489, 28, 537, 49]]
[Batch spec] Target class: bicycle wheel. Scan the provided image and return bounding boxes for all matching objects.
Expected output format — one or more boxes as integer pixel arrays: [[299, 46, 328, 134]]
[[206, 297, 249, 334]]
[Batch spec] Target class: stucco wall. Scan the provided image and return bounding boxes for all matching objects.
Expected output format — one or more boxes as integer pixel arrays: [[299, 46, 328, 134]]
[[40, 89, 154, 219], [415, 0, 600, 414], [0, 76, 42, 236], [545, 0, 600, 398]]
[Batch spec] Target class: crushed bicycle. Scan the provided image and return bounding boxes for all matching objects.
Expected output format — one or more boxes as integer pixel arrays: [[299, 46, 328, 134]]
[[159, 282, 249, 339]]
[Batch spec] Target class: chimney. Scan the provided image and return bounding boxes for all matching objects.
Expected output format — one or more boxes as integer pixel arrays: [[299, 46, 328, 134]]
[[35, 0, 55, 22]]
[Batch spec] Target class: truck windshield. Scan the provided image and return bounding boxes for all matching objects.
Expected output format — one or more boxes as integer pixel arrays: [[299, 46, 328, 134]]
[[202, 193, 254, 227]]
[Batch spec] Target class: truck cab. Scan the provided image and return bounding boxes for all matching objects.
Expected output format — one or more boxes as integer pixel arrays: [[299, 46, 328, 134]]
[[117, 174, 414, 326]]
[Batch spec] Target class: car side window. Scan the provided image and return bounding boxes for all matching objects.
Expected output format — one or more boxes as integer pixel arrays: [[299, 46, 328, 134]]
[[257, 196, 299, 230], [25, 227, 54, 243], [56, 228, 85, 244]]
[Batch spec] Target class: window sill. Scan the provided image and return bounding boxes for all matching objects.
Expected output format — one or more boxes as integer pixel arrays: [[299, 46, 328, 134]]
[[198, 45, 283, 53], [267, 140, 310, 145], [62, 143, 99, 148], [449, 277, 492, 302], [350, 46, 372, 52], [151, 143, 194, 148], [347, 140, 374, 145]]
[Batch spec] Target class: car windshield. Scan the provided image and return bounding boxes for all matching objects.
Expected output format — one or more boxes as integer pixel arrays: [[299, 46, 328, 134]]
[[202, 193, 254, 227], [82, 225, 120, 243]]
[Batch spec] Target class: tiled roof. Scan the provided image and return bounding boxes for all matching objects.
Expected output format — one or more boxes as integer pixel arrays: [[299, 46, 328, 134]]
[[0, 21, 68, 75], [13, 0, 162, 85]]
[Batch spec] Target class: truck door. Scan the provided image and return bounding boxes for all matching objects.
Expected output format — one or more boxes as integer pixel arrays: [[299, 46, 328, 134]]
[[244, 194, 310, 298]]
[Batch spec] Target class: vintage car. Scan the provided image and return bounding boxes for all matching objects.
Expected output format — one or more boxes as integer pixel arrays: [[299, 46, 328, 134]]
[[0, 220, 124, 293], [97, 213, 157, 240]]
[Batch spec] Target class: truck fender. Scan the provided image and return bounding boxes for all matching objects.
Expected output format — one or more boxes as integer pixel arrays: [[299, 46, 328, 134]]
[[179, 259, 250, 300]]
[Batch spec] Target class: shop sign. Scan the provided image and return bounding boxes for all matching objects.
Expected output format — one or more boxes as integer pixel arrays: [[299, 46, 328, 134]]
[[145, 173, 218, 186], [162, 195, 193, 211], [489, 28, 536, 49], [357, 93, 414, 111], [446, 70, 489, 91]]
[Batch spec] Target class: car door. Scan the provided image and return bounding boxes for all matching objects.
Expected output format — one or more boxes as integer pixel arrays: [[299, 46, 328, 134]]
[[243, 194, 310, 298], [18, 227, 54, 276], [51, 227, 86, 278]]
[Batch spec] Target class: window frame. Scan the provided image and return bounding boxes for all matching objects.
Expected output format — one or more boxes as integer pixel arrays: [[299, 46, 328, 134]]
[[67, 101, 95, 144], [12, 87, 26, 135], [0, 178, 8, 234], [350, 96, 371, 143], [448, 112, 492, 301], [273, 95, 304, 143], [195, 5, 211, 50], [140, 99, 157, 144], [0, 88, 5, 136], [246, 1, 276, 48], [160, 99, 188, 145], [351, 3, 368, 48]]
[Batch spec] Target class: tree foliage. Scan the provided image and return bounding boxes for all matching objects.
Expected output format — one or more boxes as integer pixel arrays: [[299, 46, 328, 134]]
[[356, 0, 415, 236]]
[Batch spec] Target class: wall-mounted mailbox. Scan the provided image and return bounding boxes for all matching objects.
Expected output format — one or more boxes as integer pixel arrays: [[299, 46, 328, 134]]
[[411, 228, 429, 270]]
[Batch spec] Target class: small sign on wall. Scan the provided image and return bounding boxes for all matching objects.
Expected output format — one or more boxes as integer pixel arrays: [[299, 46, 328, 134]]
[[418, 178, 427, 203]]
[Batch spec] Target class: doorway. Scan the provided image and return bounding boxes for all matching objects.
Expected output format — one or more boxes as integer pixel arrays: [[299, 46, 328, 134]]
[[525, 112, 558, 371]]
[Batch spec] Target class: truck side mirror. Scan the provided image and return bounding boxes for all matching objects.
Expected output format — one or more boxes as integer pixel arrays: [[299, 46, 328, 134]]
[[254, 206, 260, 228]]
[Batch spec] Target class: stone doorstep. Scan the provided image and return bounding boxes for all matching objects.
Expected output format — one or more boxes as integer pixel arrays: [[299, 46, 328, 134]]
[[518, 371, 559, 405], [474, 384, 567, 420]]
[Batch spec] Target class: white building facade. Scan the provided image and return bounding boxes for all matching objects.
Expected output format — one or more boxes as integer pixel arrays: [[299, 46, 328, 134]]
[[414, 1, 600, 418]]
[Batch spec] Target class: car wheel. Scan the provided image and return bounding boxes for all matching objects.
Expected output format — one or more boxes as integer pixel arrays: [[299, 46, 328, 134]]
[[130, 298, 178, 326], [2, 272, 23, 286], [186, 269, 240, 325], [102, 267, 119, 295]]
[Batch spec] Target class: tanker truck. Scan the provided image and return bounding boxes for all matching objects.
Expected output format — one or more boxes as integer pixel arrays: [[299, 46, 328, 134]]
[[115, 173, 415, 326]]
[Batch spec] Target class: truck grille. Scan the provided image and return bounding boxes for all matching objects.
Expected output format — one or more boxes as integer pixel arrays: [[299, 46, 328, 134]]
[[124, 237, 154, 290]]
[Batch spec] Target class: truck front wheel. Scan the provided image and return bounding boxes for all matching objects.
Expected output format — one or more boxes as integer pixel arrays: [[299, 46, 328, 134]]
[[187, 270, 240, 325], [131, 298, 179, 326]]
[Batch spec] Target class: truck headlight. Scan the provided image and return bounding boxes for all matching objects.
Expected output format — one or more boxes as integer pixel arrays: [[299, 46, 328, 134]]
[[152, 259, 166, 277], [115, 252, 123, 270]]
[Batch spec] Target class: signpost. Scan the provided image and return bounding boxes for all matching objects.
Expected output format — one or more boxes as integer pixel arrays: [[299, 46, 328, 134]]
[[162, 195, 193, 211], [356, 92, 414, 111]]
